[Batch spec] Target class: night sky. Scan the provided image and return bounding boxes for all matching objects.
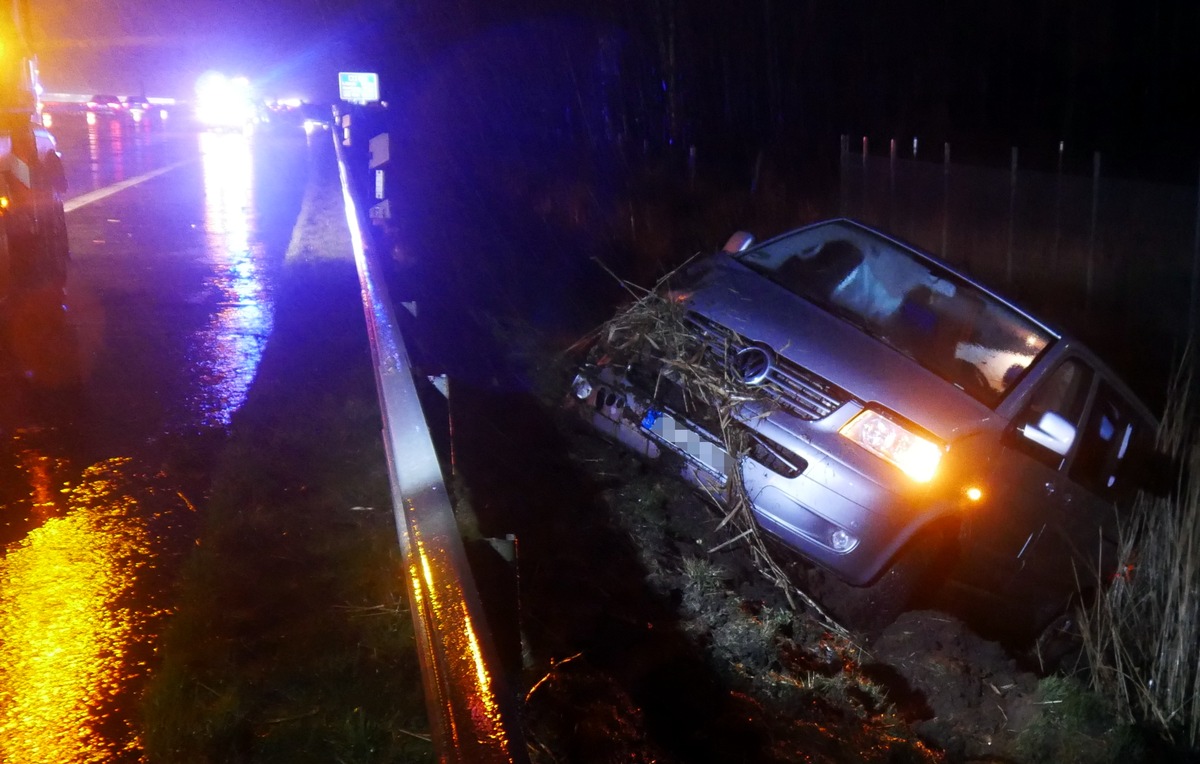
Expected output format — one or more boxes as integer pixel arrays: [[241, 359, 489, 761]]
[[30, 0, 1200, 180]]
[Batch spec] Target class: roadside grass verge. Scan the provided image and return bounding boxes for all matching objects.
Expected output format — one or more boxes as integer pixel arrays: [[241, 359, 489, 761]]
[[140, 257, 431, 761]]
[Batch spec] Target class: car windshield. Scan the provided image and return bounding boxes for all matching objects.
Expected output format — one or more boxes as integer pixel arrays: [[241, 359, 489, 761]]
[[736, 221, 1055, 406]]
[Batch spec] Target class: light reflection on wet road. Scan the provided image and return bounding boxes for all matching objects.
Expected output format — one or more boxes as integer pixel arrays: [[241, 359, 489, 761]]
[[0, 113, 311, 760], [192, 131, 273, 426], [0, 458, 175, 762]]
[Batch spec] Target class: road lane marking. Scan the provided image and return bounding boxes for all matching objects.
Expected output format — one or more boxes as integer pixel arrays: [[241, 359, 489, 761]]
[[63, 159, 195, 213]]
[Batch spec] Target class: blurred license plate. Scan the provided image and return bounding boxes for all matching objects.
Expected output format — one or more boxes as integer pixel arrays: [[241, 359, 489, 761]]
[[641, 409, 734, 478]]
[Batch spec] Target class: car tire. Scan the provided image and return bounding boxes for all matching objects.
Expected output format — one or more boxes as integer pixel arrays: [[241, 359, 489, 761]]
[[1030, 594, 1088, 675], [811, 529, 953, 637], [44, 201, 70, 292]]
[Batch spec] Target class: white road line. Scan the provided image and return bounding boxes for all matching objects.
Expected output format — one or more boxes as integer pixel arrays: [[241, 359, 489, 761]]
[[63, 159, 194, 213]]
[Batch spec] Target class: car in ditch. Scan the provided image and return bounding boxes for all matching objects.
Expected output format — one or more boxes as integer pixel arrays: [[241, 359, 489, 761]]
[[568, 218, 1160, 634]]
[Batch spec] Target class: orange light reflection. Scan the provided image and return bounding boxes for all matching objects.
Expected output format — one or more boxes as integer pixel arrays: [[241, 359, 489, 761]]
[[0, 457, 159, 762], [406, 516, 510, 754]]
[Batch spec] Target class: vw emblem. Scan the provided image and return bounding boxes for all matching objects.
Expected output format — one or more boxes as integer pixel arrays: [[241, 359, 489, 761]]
[[733, 346, 772, 385]]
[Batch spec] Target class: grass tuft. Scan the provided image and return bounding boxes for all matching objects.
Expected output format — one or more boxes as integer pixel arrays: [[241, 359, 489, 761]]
[[1079, 359, 1200, 753]]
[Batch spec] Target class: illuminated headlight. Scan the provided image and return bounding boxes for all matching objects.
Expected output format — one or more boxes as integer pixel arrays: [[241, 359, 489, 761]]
[[839, 409, 941, 483], [571, 375, 593, 400]]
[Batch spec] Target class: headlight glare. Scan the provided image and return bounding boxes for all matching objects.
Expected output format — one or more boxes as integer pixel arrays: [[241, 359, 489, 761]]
[[840, 409, 941, 483]]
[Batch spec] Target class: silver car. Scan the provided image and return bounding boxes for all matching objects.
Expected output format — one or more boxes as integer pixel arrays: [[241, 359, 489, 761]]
[[570, 218, 1158, 631]]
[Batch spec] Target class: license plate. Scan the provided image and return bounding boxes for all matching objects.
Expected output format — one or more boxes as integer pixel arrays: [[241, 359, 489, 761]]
[[642, 409, 734, 479]]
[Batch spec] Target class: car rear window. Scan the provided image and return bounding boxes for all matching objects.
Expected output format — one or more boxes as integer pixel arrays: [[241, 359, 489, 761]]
[[736, 221, 1055, 406]]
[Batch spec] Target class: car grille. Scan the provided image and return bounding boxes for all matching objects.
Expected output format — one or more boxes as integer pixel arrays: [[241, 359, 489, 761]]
[[686, 313, 849, 420]]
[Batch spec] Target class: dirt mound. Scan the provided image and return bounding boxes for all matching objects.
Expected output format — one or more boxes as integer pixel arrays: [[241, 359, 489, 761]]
[[870, 611, 1041, 760]]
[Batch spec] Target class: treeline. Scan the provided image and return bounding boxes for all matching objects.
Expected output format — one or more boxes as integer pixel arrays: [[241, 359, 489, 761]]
[[362, 0, 1199, 181]]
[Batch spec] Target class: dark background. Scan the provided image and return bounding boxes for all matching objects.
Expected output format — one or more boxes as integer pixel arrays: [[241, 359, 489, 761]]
[[34, 0, 1200, 181]]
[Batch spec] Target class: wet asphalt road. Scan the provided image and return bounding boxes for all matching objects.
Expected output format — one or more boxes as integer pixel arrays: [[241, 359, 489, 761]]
[[0, 112, 321, 760]]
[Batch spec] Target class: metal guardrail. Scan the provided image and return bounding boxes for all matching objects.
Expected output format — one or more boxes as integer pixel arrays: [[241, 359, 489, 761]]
[[332, 126, 526, 763]]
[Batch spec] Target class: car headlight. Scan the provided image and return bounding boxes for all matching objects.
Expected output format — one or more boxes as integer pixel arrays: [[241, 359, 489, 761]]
[[839, 408, 941, 483]]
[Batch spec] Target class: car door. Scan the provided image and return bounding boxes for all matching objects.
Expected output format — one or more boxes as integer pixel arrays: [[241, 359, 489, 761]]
[[956, 357, 1096, 600], [1038, 378, 1155, 587]]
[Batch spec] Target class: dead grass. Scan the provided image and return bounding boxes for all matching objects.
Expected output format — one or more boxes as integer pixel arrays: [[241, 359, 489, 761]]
[[1013, 675, 1141, 764], [1079, 361, 1200, 751], [564, 277, 928, 731], [584, 271, 851, 637]]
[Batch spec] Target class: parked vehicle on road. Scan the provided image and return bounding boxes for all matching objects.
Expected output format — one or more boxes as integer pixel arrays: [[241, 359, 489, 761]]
[[1, 0, 70, 311], [569, 218, 1161, 634], [86, 94, 122, 114]]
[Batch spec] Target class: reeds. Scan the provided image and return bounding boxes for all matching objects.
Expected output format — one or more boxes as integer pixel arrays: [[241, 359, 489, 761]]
[[590, 273, 849, 636], [1079, 361, 1200, 748]]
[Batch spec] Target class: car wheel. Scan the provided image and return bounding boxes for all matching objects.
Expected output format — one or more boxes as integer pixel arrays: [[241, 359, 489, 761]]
[[810, 531, 952, 637], [44, 201, 70, 291], [1030, 595, 1087, 675]]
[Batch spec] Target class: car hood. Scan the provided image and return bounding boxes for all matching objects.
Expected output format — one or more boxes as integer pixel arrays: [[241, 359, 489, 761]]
[[680, 255, 995, 441]]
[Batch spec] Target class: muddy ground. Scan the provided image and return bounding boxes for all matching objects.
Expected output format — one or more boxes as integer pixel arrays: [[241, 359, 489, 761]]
[[438, 357, 1173, 763]]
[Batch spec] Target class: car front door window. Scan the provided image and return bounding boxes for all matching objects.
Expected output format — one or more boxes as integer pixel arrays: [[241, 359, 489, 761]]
[[1012, 358, 1095, 469]]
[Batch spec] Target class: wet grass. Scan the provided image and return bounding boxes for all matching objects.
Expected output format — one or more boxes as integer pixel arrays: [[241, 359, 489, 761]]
[[139, 254, 430, 758], [549, 420, 937, 762], [1080, 364, 1200, 757], [1013, 676, 1146, 764]]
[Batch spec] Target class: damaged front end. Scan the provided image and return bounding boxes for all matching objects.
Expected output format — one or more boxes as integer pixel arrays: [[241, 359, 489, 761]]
[[569, 355, 738, 488], [566, 294, 810, 501]]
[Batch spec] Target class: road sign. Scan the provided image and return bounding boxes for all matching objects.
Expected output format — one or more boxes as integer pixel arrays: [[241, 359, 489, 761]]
[[338, 72, 380, 104]]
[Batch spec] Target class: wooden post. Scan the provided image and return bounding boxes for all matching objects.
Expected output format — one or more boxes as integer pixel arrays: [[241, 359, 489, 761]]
[[839, 134, 848, 217], [1190, 160, 1200, 341], [1007, 147, 1018, 285], [889, 138, 897, 230], [1052, 140, 1064, 274], [942, 142, 951, 258], [861, 136, 869, 219], [1087, 151, 1101, 308]]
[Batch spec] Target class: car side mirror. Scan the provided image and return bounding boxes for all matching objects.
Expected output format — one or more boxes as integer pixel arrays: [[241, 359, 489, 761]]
[[1021, 411, 1076, 456], [722, 231, 756, 253]]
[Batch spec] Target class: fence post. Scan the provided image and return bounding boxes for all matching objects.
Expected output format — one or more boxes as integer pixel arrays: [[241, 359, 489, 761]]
[[861, 136, 869, 219], [839, 134, 848, 216], [1007, 147, 1018, 285], [942, 142, 951, 258], [889, 138, 897, 230], [1191, 160, 1200, 340], [1087, 151, 1101, 309], [1052, 140, 1064, 274]]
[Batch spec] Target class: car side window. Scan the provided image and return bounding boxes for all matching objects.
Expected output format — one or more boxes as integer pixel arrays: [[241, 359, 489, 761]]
[[1069, 381, 1148, 503], [1011, 358, 1094, 469]]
